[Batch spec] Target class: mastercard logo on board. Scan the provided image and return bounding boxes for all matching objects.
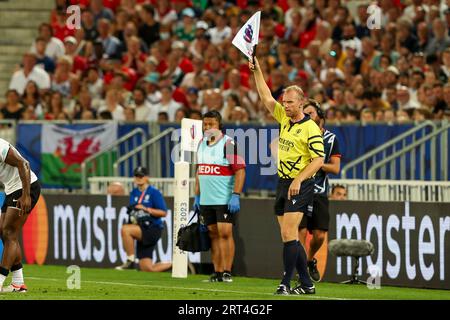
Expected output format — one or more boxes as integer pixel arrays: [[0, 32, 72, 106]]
[[22, 195, 48, 265]]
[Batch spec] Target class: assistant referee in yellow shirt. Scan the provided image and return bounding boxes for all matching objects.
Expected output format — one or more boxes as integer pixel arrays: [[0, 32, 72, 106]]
[[249, 57, 325, 295]]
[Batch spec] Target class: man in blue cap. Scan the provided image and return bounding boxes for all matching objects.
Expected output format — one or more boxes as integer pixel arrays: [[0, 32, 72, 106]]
[[115, 166, 172, 272]]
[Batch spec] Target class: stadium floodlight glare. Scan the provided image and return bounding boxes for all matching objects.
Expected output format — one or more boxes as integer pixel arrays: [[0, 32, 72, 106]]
[[172, 119, 203, 278]]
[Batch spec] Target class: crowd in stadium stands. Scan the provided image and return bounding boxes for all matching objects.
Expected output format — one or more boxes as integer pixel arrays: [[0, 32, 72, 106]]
[[2, 0, 450, 124]]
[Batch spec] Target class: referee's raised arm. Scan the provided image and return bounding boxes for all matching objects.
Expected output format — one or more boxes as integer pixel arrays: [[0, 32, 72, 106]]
[[249, 57, 277, 115]]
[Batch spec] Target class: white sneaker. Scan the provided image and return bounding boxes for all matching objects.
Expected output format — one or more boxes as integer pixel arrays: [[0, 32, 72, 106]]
[[1, 283, 28, 293]]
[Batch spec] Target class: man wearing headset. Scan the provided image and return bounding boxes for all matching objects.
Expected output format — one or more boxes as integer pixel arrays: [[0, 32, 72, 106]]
[[194, 110, 246, 283], [298, 100, 341, 282]]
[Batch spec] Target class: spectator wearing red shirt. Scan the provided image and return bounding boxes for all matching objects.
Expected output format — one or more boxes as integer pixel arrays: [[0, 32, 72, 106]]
[[52, 10, 76, 41], [103, 59, 138, 92], [299, 6, 318, 49], [222, 69, 248, 102], [51, 0, 72, 25], [122, 36, 148, 77], [102, 0, 122, 13], [162, 41, 193, 86]]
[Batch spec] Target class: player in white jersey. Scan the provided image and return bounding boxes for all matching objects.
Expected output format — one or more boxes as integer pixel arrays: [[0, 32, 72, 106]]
[[0, 138, 41, 293]]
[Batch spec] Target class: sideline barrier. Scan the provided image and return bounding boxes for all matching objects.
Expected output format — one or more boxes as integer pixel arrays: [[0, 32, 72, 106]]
[[24, 194, 450, 290], [87, 177, 450, 203]]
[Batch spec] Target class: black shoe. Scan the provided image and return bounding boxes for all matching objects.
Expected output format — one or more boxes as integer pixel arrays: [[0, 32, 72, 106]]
[[222, 272, 233, 283], [115, 260, 135, 270], [274, 284, 290, 295], [290, 284, 316, 295], [209, 273, 223, 282], [307, 258, 321, 282]]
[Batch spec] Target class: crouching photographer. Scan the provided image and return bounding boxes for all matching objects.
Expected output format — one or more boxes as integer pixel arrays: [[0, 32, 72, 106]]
[[115, 166, 172, 272]]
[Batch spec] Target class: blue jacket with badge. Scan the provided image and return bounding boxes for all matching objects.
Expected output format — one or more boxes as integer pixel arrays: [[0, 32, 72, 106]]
[[129, 186, 167, 229]]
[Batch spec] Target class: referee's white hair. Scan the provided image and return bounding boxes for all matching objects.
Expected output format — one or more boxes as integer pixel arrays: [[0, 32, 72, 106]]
[[283, 85, 305, 100]]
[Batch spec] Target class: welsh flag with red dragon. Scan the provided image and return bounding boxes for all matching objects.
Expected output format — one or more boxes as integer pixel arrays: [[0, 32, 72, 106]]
[[41, 123, 118, 188]]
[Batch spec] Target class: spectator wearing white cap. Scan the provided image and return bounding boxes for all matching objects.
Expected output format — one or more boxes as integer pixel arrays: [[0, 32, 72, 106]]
[[30, 23, 64, 60], [64, 36, 88, 78], [9, 53, 51, 96], [384, 66, 400, 87], [189, 21, 211, 59]]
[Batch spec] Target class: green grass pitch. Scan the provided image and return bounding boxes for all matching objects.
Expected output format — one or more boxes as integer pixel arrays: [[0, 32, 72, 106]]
[[0, 264, 449, 300]]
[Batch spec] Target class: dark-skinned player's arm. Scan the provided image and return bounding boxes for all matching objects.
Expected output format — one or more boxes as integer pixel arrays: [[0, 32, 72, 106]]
[[248, 57, 277, 115], [4, 147, 32, 213]]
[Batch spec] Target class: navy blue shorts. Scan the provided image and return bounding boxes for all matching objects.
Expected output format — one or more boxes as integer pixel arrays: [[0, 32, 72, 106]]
[[299, 194, 330, 231], [136, 223, 162, 259], [274, 178, 315, 217], [200, 205, 235, 226]]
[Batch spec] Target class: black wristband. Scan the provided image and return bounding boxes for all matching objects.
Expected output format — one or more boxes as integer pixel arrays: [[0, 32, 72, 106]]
[[232, 192, 241, 196]]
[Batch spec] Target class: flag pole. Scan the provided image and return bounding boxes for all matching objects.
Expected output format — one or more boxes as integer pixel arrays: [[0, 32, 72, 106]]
[[252, 44, 257, 64]]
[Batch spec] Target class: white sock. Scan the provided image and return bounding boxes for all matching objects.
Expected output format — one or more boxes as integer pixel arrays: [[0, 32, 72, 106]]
[[0, 274, 6, 288], [127, 255, 135, 262], [12, 269, 24, 285]]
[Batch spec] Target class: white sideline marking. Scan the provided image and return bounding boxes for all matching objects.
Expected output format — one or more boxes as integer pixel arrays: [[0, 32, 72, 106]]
[[27, 276, 351, 300]]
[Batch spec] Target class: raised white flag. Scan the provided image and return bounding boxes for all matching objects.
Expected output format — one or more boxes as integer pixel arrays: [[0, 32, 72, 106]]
[[232, 11, 261, 60]]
